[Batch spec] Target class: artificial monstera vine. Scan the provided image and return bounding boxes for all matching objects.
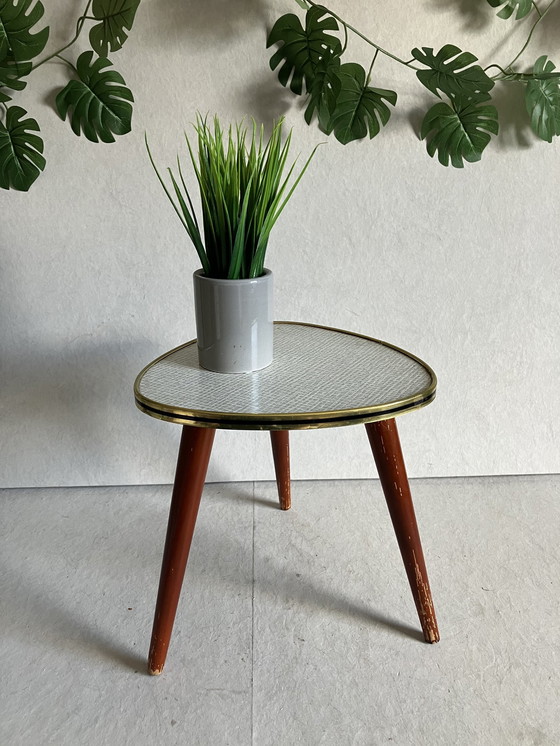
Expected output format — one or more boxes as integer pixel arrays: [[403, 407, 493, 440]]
[[421, 97, 499, 168], [89, 0, 141, 57], [267, 5, 398, 145], [486, 0, 532, 20], [0, 0, 48, 97], [0, 0, 49, 77], [0, 105, 45, 190], [412, 46, 499, 167], [0, 0, 140, 190], [268, 5, 341, 95], [525, 56, 560, 142], [268, 0, 560, 167], [56, 51, 133, 142], [326, 63, 397, 145], [411, 46, 494, 100]]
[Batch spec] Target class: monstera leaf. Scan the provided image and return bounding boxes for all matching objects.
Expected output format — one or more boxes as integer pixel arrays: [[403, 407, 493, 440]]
[[0, 105, 45, 190], [89, 0, 141, 57], [412, 45, 494, 101], [486, 0, 532, 20], [525, 56, 560, 142], [304, 50, 341, 129], [0, 0, 49, 63], [0, 56, 31, 90], [55, 51, 133, 143], [421, 96, 499, 167], [0, 0, 48, 93], [267, 5, 341, 95], [326, 63, 397, 144]]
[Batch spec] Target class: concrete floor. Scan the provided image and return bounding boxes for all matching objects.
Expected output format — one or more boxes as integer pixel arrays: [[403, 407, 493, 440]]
[[1, 475, 559, 745]]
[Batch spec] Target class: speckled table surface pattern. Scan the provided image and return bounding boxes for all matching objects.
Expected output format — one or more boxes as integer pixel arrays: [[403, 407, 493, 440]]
[[135, 322, 436, 429]]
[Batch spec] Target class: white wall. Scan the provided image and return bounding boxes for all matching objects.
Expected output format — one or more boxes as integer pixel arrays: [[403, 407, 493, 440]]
[[1, 0, 559, 488]]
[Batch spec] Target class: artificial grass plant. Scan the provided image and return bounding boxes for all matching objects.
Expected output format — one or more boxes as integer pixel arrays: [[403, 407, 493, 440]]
[[147, 115, 317, 279]]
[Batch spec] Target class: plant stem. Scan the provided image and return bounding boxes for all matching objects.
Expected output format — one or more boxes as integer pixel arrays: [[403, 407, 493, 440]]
[[31, 0, 93, 72], [485, 63, 514, 78], [299, 0, 556, 85], [340, 22, 348, 56], [503, 0, 556, 72], [301, 0, 421, 70], [365, 49, 379, 86], [56, 55, 78, 75]]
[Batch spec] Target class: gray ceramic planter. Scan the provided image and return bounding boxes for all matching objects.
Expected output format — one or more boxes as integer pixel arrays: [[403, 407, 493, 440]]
[[193, 269, 273, 373]]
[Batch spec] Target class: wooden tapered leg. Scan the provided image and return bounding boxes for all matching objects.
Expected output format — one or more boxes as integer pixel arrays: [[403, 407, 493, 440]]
[[365, 419, 440, 643], [270, 430, 291, 510], [148, 425, 216, 675]]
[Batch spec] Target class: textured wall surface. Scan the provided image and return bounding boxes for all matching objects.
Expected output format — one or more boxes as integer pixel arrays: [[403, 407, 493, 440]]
[[1, 0, 559, 487]]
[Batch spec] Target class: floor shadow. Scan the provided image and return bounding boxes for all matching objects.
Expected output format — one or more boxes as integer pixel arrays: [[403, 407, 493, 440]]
[[223, 484, 280, 510], [2, 563, 147, 673], [1, 485, 424, 679], [257, 562, 425, 642], [190, 520, 426, 643]]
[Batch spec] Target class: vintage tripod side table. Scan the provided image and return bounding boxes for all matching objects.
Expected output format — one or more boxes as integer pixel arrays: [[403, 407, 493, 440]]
[[134, 322, 440, 675]]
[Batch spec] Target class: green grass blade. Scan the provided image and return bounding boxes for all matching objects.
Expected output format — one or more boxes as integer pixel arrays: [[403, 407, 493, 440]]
[[145, 133, 210, 275], [148, 114, 317, 279], [228, 174, 254, 278]]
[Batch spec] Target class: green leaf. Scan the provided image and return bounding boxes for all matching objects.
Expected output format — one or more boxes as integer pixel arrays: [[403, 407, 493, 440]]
[[486, 0, 532, 20], [327, 62, 397, 144], [55, 50, 133, 143], [525, 56, 560, 142], [0, 0, 49, 62], [0, 105, 45, 190], [0, 88, 11, 102], [412, 45, 494, 101], [420, 96, 499, 167], [0, 55, 30, 90], [89, 0, 141, 57], [0, 0, 48, 93], [267, 5, 341, 95], [304, 50, 341, 129]]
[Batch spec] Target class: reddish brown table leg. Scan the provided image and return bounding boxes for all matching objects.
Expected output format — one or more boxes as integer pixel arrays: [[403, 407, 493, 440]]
[[365, 418, 440, 643], [270, 430, 291, 510], [148, 425, 216, 675]]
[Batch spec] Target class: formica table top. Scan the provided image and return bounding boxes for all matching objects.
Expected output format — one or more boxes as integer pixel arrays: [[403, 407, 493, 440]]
[[134, 322, 436, 430]]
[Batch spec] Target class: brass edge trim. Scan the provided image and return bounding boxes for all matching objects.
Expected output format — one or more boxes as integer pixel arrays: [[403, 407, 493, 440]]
[[133, 337, 198, 401], [134, 390, 436, 431], [133, 321, 437, 426]]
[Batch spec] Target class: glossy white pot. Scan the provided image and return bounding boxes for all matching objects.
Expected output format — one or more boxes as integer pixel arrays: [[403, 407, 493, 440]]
[[193, 269, 273, 373]]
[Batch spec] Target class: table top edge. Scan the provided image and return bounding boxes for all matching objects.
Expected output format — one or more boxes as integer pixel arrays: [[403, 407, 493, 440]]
[[134, 321, 437, 429], [134, 389, 436, 430]]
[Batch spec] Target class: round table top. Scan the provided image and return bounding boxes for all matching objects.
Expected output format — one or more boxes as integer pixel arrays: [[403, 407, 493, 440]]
[[134, 322, 436, 430]]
